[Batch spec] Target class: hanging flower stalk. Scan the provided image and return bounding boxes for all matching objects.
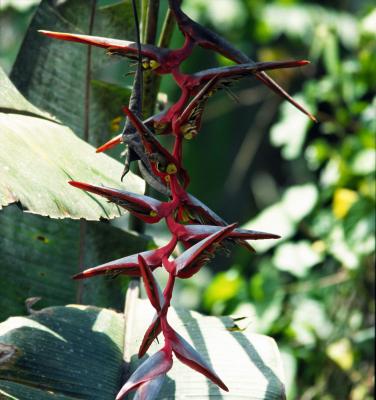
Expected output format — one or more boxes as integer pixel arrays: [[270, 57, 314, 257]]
[[40, 0, 314, 398]]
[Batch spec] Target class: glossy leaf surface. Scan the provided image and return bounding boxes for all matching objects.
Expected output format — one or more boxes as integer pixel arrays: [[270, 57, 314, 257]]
[[0, 67, 144, 220], [0, 306, 124, 400], [0, 205, 150, 321], [0, 299, 285, 399]]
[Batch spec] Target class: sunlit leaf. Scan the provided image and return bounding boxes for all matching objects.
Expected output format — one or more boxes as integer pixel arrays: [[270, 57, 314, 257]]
[[273, 241, 323, 277], [203, 270, 244, 313], [242, 184, 318, 252], [326, 338, 354, 371], [270, 94, 313, 159], [0, 300, 286, 399], [332, 188, 359, 219], [351, 149, 376, 175], [0, 305, 124, 400], [290, 298, 333, 345], [0, 66, 144, 220], [129, 298, 286, 399]]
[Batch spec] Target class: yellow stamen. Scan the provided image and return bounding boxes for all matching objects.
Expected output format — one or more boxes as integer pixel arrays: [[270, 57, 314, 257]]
[[180, 123, 192, 134], [142, 60, 150, 70], [180, 208, 191, 223], [149, 210, 158, 217], [150, 60, 160, 70], [153, 121, 167, 132], [166, 163, 177, 174], [184, 130, 197, 140]]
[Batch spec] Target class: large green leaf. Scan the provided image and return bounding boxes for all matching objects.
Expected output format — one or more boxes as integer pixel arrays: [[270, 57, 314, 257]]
[[0, 67, 144, 219], [0, 205, 151, 321], [0, 305, 124, 400], [127, 297, 286, 399], [0, 298, 286, 399], [10, 0, 135, 146]]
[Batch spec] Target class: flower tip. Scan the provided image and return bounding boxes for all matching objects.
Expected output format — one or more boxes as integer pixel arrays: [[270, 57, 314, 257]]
[[38, 29, 53, 35], [68, 180, 91, 191], [71, 272, 84, 280], [96, 134, 122, 153], [122, 105, 131, 115], [68, 180, 81, 187], [38, 30, 60, 38], [221, 382, 230, 392], [115, 392, 123, 400]]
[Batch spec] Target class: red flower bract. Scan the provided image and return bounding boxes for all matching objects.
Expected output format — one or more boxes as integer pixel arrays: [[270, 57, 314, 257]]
[[42, 1, 315, 397]]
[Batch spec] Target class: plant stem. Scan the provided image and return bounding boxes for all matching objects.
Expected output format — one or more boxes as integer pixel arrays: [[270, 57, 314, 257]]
[[158, 7, 175, 48], [144, 0, 160, 44], [142, 1, 161, 118], [77, 0, 96, 304], [148, 7, 176, 115], [128, 0, 145, 233]]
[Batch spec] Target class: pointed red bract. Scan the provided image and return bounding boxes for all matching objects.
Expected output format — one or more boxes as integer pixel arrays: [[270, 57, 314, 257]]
[[138, 255, 165, 312], [167, 0, 316, 121], [183, 193, 227, 225], [73, 252, 140, 279], [44, 4, 302, 396], [132, 374, 165, 400], [123, 107, 190, 187], [116, 348, 172, 400], [174, 77, 217, 136], [39, 30, 167, 63], [170, 224, 236, 278], [68, 181, 172, 223], [188, 60, 310, 90], [73, 238, 177, 280], [138, 314, 162, 358], [96, 134, 122, 153], [170, 329, 228, 392]]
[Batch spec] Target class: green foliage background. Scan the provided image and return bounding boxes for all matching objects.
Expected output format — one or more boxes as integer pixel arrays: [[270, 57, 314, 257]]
[[1, 0, 374, 399]]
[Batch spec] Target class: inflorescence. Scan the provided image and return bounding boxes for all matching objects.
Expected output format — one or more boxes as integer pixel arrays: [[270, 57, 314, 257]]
[[40, 1, 314, 398]]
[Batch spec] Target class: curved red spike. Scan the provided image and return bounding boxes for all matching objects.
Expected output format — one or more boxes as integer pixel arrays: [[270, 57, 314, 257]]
[[68, 181, 166, 223], [38, 30, 165, 62], [173, 224, 237, 278], [170, 329, 228, 392], [116, 347, 172, 400], [138, 314, 162, 358], [138, 255, 164, 312], [96, 134, 122, 153]]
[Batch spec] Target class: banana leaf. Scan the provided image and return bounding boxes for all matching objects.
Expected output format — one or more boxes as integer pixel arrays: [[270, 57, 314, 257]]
[[0, 294, 286, 399]]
